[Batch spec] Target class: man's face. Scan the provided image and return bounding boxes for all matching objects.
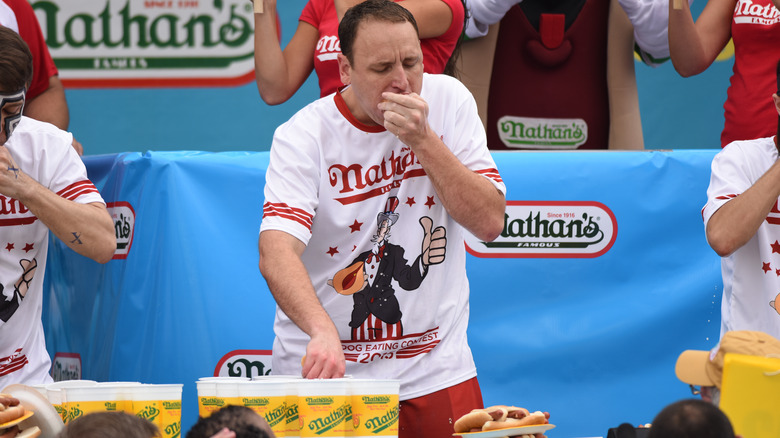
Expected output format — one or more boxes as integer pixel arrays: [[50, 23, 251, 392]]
[[338, 20, 423, 126], [0, 89, 25, 145]]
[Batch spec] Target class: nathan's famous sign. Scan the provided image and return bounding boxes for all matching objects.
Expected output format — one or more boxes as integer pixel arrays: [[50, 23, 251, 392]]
[[32, 0, 256, 87], [465, 201, 618, 258]]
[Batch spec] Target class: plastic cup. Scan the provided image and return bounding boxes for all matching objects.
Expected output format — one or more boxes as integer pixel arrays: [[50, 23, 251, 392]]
[[196, 377, 247, 418], [96, 382, 140, 413], [238, 380, 293, 437], [349, 379, 399, 437], [45, 388, 66, 423], [129, 384, 183, 438], [253, 376, 302, 437], [62, 385, 122, 423], [297, 378, 353, 438]]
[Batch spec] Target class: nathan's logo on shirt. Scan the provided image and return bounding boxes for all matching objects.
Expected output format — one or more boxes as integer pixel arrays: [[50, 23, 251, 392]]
[[734, 0, 780, 24], [0, 195, 34, 226], [33, 0, 255, 87], [497, 116, 588, 149], [465, 201, 617, 258], [328, 148, 424, 205], [316, 35, 340, 62], [107, 202, 135, 259]]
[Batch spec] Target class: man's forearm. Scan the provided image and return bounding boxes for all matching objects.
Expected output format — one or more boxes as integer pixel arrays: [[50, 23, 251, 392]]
[[258, 230, 346, 377], [16, 178, 115, 263], [258, 230, 339, 338], [412, 134, 505, 242]]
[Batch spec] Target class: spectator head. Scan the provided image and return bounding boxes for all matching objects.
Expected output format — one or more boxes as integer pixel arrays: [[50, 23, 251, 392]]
[[186, 405, 275, 438], [647, 399, 735, 438], [55, 411, 160, 438]]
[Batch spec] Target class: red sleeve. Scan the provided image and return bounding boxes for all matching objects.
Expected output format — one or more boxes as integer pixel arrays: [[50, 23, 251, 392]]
[[299, 0, 320, 29], [6, 0, 58, 100]]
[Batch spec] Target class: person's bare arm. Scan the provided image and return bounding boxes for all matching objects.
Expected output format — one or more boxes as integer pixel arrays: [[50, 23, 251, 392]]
[[668, 0, 735, 77], [253, 0, 320, 105], [707, 156, 780, 257], [0, 146, 115, 263], [380, 92, 505, 242], [335, 0, 455, 38], [607, 0, 644, 150], [23, 76, 69, 130], [258, 230, 346, 378]]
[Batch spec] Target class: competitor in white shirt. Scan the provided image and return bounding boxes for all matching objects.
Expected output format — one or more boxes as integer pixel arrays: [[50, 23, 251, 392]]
[[0, 27, 115, 388], [702, 61, 780, 340], [258, 1, 506, 436]]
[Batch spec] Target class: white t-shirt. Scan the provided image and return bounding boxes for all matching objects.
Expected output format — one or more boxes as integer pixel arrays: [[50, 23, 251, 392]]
[[703, 136, 780, 339], [0, 117, 105, 388], [261, 74, 506, 400]]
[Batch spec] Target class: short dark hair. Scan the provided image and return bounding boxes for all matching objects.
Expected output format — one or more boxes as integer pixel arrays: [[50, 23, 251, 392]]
[[338, 0, 419, 64], [647, 399, 735, 438], [56, 411, 161, 438], [186, 405, 274, 438], [0, 26, 33, 93]]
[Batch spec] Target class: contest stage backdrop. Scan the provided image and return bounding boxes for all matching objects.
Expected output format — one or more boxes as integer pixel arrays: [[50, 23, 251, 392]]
[[45, 149, 723, 437], [27, 0, 732, 155]]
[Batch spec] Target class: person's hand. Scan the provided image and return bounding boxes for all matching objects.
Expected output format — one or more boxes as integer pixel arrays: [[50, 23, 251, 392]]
[[209, 427, 236, 438], [419, 216, 446, 267], [302, 327, 346, 379], [379, 92, 432, 149], [0, 146, 28, 199]]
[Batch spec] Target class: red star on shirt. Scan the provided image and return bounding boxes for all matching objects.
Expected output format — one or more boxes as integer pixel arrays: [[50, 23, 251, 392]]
[[772, 240, 780, 254], [763, 262, 772, 273], [22, 243, 34, 253], [326, 247, 339, 257], [5, 243, 14, 252], [775, 268, 780, 276], [349, 220, 363, 233], [405, 197, 416, 207], [425, 196, 436, 209]]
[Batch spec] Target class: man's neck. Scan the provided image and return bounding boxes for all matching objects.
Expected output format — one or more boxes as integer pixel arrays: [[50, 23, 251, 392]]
[[340, 87, 379, 127]]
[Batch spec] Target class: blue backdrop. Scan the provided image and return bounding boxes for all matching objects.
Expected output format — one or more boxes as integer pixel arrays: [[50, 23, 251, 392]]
[[44, 149, 723, 438]]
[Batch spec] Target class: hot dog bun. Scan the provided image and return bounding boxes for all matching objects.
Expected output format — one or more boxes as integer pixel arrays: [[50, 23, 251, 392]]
[[16, 426, 41, 438], [481, 411, 547, 431], [0, 406, 24, 426], [453, 410, 492, 433]]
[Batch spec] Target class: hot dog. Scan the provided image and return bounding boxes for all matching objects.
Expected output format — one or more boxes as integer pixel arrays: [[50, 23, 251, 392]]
[[453, 406, 511, 433], [0, 395, 20, 412], [454, 405, 549, 434]]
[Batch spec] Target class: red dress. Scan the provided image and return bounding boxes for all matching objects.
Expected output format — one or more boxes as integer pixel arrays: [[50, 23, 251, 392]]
[[720, 0, 780, 146]]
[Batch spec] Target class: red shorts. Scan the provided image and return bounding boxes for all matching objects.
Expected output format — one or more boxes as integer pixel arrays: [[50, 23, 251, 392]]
[[398, 377, 483, 438]]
